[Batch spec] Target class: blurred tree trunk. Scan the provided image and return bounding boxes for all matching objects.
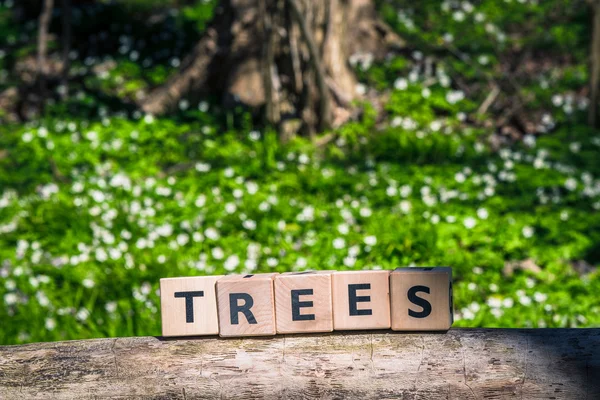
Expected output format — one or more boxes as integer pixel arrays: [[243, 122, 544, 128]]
[[60, 0, 72, 98], [590, 0, 600, 128], [37, 0, 55, 108], [139, 0, 404, 138]]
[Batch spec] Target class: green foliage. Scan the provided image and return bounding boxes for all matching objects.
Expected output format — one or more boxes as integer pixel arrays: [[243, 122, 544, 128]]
[[0, 113, 599, 344], [0, 0, 599, 344]]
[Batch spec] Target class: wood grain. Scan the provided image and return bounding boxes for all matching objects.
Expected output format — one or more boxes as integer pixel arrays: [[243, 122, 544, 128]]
[[216, 273, 277, 337], [331, 270, 391, 330], [1, 329, 599, 399], [160, 276, 222, 337], [390, 267, 453, 331], [274, 271, 334, 334]]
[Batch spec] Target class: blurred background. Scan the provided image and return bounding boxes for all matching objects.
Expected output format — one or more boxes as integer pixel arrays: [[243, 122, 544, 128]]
[[0, 0, 599, 345]]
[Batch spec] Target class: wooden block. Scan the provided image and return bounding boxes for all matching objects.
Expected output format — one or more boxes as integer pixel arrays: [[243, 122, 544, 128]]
[[160, 275, 222, 337], [331, 270, 391, 330], [216, 273, 277, 337], [274, 271, 334, 334], [390, 267, 453, 331]]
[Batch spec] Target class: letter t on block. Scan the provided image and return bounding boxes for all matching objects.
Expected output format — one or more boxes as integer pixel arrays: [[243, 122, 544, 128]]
[[216, 273, 278, 337], [160, 276, 222, 337], [390, 267, 453, 331]]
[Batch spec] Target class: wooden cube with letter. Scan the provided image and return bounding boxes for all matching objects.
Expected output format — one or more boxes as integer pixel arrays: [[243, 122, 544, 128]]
[[390, 267, 453, 331], [274, 271, 334, 334], [331, 270, 391, 330], [160, 275, 222, 337], [216, 273, 278, 337]]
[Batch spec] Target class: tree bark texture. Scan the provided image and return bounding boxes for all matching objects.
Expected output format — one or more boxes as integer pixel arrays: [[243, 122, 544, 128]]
[[37, 0, 55, 104], [139, 0, 404, 136], [589, 0, 600, 128], [1, 329, 599, 399]]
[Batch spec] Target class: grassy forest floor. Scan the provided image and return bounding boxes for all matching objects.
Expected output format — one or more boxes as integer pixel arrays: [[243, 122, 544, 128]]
[[1, 0, 599, 344]]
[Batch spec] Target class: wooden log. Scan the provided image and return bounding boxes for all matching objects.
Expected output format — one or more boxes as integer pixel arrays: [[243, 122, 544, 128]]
[[0, 329, 599, 399]]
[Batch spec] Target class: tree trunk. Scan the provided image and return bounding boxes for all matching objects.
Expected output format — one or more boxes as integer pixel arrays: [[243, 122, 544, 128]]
[[590, 0, 600, 128], [139, 0, 404, 137], [60, 0, 71, 98], [37, 0, 55, 107]]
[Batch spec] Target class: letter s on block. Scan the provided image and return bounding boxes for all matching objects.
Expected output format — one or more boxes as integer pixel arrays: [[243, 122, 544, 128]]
[[407, 285, 432, 318]]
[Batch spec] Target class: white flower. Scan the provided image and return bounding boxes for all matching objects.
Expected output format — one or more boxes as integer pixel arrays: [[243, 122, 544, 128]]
[[249, 131, 260, 141], [534, 292, 548, 303], [195, 162, 211, 172], [201, 227, 218, 241], [333, 238, 346, 249], [176, 233, 189, 246], [225, 203, 237, 214], [386, 186, 398, 196], [502, 298, 514, 308], [243, 220, 257, 230], [446, 90, 465, 104], [85, 131, 98, 141], [95, 248, 108, 262], [246, 181, 259, 194], [296, 257, 308, 268], [359, 207, 372, 218], [462, 309, 475, 320], [76, 308, 90, 321], [337, 223, 349, 235], [453, 11, 465, 21], [468, 282, 477, 291], [343, 256, 357, 267], [487, 297, 502, 308], [45, 318, 56, 330], [143, 114, 154, 124], [399, 200, 412, 214], [400, 185, 412, 197], [105, 301, 117, 313], [564, 177, 578, 191], [523, 134, 536, 148], [477, 208, 489, 219], [569, 142, 581, 153], [244, 259, 257, 271], [522, 226, 534, 238], [463, 217, 476, 229], [82, 279, 95, 289], [519, 296, 532, 306], [4, 293, 18, 305], [394, 78, 408, 90], [364, 235, 377, 246], [551, 94, 563, 107], [224, 255, 240, 271], [156, 224, 173, 237], [157, 255, 166, 264], [267, 257, 279, 267], [211, 247, 224, 260], [455, 172, 466, 183]]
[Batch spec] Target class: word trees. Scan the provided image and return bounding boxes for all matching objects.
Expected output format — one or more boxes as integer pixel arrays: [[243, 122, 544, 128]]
[[160, 267, 453, 337]]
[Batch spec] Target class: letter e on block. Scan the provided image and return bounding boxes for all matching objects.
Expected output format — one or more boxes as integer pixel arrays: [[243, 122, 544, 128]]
[[216, 273, 277, 337], [274, 271, 334, 334], [332, 270, 390, 330], [390, 267, 453, 331], [160, 276, 222, 337]]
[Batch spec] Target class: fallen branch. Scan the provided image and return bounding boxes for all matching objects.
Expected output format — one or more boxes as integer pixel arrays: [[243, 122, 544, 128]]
[[0, 329, 598, 399]]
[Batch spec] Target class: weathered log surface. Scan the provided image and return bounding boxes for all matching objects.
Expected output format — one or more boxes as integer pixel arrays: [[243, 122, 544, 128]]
[[1, 329, 599, 399]]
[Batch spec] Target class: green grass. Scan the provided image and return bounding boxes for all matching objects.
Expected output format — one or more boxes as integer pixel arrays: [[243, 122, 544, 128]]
[[0, 0, 599, 344], [0, 114, 599, 344]]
